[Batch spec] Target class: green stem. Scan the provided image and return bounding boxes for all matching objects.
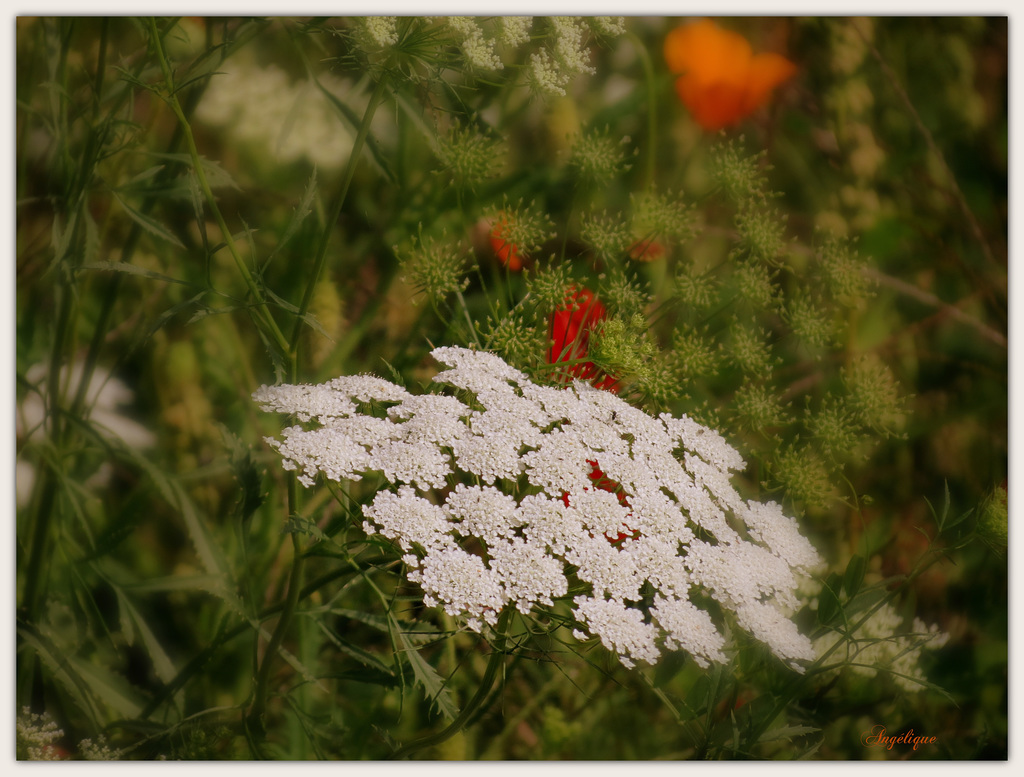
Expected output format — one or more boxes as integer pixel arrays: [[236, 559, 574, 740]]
[[20, 270, 76, 624], [245, 526, 305, 745], [627, 31, 658, 188], [288, 76, 390, 362], [388, 608, 513, 760], [147, 18, 290, 358]]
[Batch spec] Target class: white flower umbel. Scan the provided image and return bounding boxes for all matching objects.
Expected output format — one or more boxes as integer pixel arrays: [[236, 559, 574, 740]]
[[255, 346, 822, 669], [813, 602, 949, 692]]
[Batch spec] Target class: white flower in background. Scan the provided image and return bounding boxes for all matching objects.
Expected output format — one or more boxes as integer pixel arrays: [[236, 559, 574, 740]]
[[361, 16, 399, 49], [499, 16, 533, 48], [255, 346, 822, 669], [550, 17, 596, 76], [447, 18, 503, 71], [17, 361, 156, 507], [813, 602, 949, 692], [16, 707, 64, 761], [194, 55, 359, 172], [19, 361, 155, 449], [528, 49, 571, 97], [16, 708, 120, 760], [589, 17, 627, 37]]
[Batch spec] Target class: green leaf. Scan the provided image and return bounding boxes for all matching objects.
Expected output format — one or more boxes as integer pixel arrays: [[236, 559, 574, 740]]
[[221, 425, 264, 523], [268, 169, 318, 261], [18, 626, 102, 724], [842, 554, 866, 599], [683, 673, 712, 716], [322, 669, 400, 687], [653, 649, 688, 688], [313, 618, 396, 677], [758, 724, 820, 743], [111, 190, 185, 249], [112, 163, 166, 192], [79, 261, 196, 287], [113, 588, 178, 684], [331, 607, 439, 644], [397, 628, 459, 722], [284, 514, 328, 543], [146, 151, 240, 190], [128, 451, 246, 617], [817, 573, 842, 625], [67, 654, 145, 718], [316, 83, 395, 183], [264, 286, 330, 339]]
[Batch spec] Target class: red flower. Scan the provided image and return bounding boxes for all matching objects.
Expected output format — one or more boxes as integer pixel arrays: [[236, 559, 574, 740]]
[[489, 217, 524, 271], [664, 19, 796, 132], [548, 287, 619, 392]]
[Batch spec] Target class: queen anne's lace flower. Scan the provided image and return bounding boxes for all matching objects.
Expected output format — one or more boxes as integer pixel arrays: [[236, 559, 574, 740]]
[[255, 347, 822, 669]]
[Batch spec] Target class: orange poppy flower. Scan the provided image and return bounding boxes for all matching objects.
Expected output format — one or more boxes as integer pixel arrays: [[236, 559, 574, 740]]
[[489, 217, 523, 271], [664, 19, 796, 131]]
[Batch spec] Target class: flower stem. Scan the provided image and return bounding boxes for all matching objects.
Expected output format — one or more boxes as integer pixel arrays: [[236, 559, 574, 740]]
[[388, 608, 513, 760], [147, 18, 290, 360], [627, 31, 658, 188], [288, 76, 390, 364]]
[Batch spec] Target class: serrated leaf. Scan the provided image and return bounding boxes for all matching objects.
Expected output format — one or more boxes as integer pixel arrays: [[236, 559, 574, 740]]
[[284, 514, 328, 543], [79, 261, 195, 287], [263, 286, 330, 339], [944, 507, 974, 532], [399, 629, 459, 722], [67, 654, 145, 718], [256, 624, 327, 693], [139, 291, 209, 345], [268, 169, 318, 260], [322, 669, 400, 687], [758, 724, 820, 743], [313, 618, 396, 677], [220, 425, 264, 523], [128, 451, 245, 616], [113, 588, 178, 684], [111, 190, 185, 248], [146, 151, 240, 190], [331, 607, 439, 643], [187, 167, 204, 224], [18, 627, 102, 724], [113, 163, 166, 192]]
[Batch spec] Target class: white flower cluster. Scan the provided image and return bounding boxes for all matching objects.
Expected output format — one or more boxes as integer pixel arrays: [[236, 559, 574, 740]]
[[194, 55, 359, 172], [499, 16, 533, 48], [16, 708, 120, 760], [813, 602, 949, 692], [361, 16, 399, 49], [448, 17, 504, 71], [17, 708, 64, 761], [255, 347, 822, 669]]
